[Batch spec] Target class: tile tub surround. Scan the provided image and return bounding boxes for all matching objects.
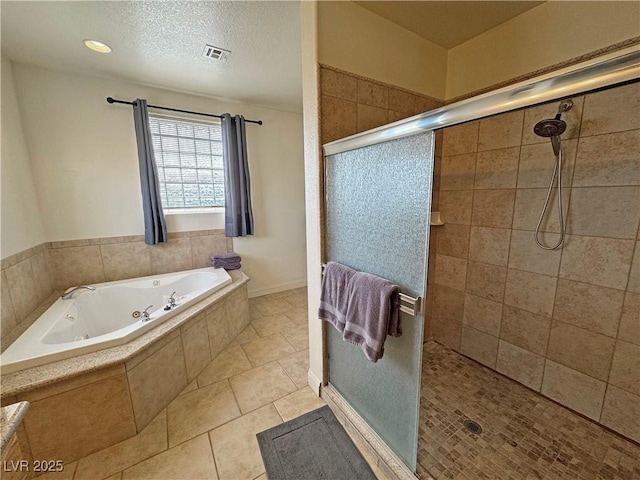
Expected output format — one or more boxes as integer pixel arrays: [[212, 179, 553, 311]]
[[1, 230, 232, 353], [428, 82, 640, 443], [0, 272, 249, 464]]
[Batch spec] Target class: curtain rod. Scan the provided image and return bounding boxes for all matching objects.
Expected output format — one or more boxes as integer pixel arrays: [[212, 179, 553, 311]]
[[106, 97, 263, 125]]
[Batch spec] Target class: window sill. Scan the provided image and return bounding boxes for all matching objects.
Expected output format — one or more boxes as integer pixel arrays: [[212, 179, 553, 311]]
[[163, 207, 225, 216]]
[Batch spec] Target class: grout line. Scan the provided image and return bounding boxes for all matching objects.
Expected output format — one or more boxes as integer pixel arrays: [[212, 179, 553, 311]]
[[207, 431, 221, 480]]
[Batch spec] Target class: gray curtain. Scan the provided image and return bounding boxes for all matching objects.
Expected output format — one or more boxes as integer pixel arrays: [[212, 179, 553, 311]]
[[133, 98, 168, 245], [221, 114, 254, 236]]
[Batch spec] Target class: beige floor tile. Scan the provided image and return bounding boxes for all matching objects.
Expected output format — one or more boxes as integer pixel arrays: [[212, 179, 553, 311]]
[[250, 314, 297, 337], [122, 434, 217, 480], [284, 306, 308, 324], [278, 349, 309, 389], [228, 325, 260, 346], [283, 291, 307, 308], [35, 461, 77, 480], [104, 473, 122, 480], [178, 380, 198, 396], [74, 410, 167, 480], [273, 387, 326, 422], [167, 380, 241, 447], [253, 474, 267, 480], [241, 333, 296, 366], [197, 345, 252, 388], [253, 297, 292, 316], [230, 362, 297, 413], [209, 404, 282, 480], [282, 325, 309, 352]]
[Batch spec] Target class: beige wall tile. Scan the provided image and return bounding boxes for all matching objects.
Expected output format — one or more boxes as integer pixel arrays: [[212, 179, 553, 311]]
[[567, 186, 640, 239], [547, 320, 615, 381], [463, 293, 502, 337], [357, 79, 388, 108], [553, 279, 624, 337], [190, 234, 228, 268], [1, 270, 17, 334], [5, 259, 44, 321], [206, 300, 231, 359], [356, 104, 389, 132], [226, 285, 250, 339], [600, 386, 640, 444], [167, 380, 240, 447], [435, 224, 470, 259], [388, 88, 416, 114], [468, 226, 511, 266], [431, 284, 464, 350], [559, 235, 634, 290], [460, 326, 498, 368], [508, 229, 561, 276], [474, 147, 519, 189], [31, 250, 53, 306], [439, 190, 473, 225], [209, 404, 282, 480], [415, 96, 442, 115], [628, 244, 640, 293], [496, 340, 545, 391], [500, 306, 550, 356], [471, 189, 515, 229], [442, 122, 478, 156], [229, 361, 297, 414], [581, 82, 640, 136], [122, 434, 218, 480], [441, 154, 476, 191], [618, 292, 640, 345], [466, 261, 507, 302], [513, 188, 569, 233], [388, 110, 410, 123], [320, 68, 357, 101], [24, 375, 136, 463], [50, 245, 105, 289], [478, 110, 524, 151], [181, 315, 212, 382], [74, 410, 167, 480], [127, 336, 188, 430], [504, 269, 557, 317], [434, 254, 467, 291], [274, 387, 326, 422], [608, 340, 640, 396], [541, 360, 606, 421], [101, 242, 151, 282], [522, 96, 584, 145], [573, 130, 640, 186], [517, 139, 577, 188], [197, 345, 252, 387], [320, 95, 357, 144], [149, 238, 193, 275]]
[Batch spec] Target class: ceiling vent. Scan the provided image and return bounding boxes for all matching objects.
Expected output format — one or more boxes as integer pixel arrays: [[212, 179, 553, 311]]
[[202, 44, 231, 61]]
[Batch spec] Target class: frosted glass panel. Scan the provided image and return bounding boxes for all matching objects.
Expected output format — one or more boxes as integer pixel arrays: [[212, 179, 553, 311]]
[[325, 132, 434, 470]]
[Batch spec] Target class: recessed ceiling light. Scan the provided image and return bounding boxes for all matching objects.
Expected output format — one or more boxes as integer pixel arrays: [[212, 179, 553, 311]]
[[83, 39, 112, 53]]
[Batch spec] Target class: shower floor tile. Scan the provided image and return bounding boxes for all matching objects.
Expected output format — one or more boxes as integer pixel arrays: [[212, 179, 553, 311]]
[[418, 341, 640, 480]]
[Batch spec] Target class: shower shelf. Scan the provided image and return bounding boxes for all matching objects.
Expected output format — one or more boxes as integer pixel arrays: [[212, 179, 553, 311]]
[[430, 211, 444, 226]]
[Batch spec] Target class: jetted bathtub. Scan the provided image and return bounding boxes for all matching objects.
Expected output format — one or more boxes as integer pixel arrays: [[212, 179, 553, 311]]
[[1, 267, 232, 374]]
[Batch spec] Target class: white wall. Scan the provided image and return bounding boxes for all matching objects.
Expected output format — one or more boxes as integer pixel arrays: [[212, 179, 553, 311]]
[[446, 1, 640, 99], [11, 63, 306, 295], [1, 54, 47, 258], [318, 1, 447, 100]]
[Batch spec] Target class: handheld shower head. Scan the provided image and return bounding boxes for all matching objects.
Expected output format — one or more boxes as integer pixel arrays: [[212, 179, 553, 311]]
[[533, 99, 574, 156]]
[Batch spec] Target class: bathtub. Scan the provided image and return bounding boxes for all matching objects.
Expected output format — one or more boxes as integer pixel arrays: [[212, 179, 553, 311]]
[[0, 267, 232, 374]]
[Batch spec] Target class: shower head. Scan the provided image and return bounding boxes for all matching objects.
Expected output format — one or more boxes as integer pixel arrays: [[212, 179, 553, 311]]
[[533, 118, 566, 138]]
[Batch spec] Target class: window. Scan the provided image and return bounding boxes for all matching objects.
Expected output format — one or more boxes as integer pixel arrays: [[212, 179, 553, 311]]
[[149, 115, 224, 209]]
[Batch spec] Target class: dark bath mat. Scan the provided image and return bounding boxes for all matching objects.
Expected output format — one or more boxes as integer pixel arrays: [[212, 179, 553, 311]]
[[256, 405, 377, 480]]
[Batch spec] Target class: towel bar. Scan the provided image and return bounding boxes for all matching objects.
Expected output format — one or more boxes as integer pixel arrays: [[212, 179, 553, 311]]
[[321, 264, 423, 317]]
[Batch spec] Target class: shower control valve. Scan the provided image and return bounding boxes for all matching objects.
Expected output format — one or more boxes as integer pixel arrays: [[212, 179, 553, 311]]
[[164, 292, 177, 311], [141, 305, 154, 322]]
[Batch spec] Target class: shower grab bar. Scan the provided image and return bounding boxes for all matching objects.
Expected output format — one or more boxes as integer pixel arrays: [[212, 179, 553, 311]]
[[321, 264, 423, 316]]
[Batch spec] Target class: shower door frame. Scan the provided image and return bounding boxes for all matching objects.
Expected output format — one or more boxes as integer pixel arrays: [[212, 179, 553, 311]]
[[318, 46, 640, 478]]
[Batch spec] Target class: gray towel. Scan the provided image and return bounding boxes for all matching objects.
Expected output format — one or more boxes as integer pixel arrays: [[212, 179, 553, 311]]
[[211, 253, 241, 270], [318, 262, 401, 362]]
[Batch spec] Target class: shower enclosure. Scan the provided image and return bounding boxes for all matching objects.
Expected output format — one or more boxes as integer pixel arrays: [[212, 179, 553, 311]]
[[319, 48, 639, 477]]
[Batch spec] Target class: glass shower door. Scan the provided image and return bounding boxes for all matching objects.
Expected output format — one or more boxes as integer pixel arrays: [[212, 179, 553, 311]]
[[324, 131, 434, 470]]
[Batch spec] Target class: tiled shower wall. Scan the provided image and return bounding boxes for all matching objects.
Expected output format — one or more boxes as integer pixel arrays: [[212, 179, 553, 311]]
[[429, 82, 640, 442], [1, 230, 232, 351]]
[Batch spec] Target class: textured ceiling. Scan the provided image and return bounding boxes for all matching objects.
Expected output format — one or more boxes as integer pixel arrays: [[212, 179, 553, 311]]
[[356, 1, 545, 48], [1, 1, 303, 112]]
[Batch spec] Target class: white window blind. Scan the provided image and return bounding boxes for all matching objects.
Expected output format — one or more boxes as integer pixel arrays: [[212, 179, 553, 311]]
[[149, 115, 225, 209]]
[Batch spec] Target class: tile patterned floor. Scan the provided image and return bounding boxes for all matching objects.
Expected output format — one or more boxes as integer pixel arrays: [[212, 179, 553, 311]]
[[37, 287, 329, 480], [417, 341, 640, 480]]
